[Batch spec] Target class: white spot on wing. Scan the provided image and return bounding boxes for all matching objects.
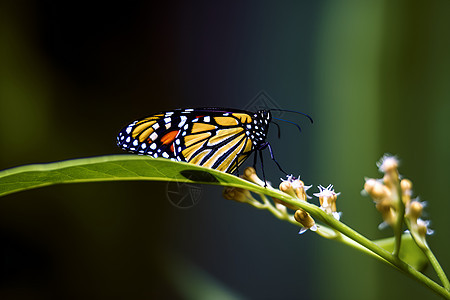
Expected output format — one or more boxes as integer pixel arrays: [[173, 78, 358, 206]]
[[149, 132, 158, 141], [178, 116, 187, 128]]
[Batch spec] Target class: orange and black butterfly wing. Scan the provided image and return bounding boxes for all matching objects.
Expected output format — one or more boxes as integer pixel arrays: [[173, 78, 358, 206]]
[[117, 108, 265, 173]]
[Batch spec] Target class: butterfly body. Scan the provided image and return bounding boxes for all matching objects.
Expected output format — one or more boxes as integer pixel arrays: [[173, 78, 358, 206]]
[[117, 108, 272, 173]]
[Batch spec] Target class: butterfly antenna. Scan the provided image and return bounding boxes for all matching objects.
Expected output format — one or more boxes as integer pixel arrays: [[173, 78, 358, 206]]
[[271, 121, 281, 139], [269, 109, 313, 124], [272, 117, 302, 133]]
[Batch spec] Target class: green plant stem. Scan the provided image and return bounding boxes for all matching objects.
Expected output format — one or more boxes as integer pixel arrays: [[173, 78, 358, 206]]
[[393, 181, 405, 257], [404, 217, 450, 291], [262, 190, 450, 299], [424, 247, 450, 291]]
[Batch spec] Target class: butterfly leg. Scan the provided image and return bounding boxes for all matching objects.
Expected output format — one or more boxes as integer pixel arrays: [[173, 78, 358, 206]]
[[258, 150, 267, 187], [252, 148, 258, 170], [265, 142, 288, 175]]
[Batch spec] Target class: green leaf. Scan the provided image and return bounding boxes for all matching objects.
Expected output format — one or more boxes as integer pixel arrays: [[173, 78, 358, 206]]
[[374, 234, 428, 270], [0, 155, 256, 197]]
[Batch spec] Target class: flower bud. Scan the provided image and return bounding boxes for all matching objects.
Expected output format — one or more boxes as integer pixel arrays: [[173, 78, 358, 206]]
[[400, 179, 413, 192], [367, 155, 433, 238], [292, 179, 310, 201], [378, 155, 400, 189], [294, 209, 315, 229], [242, 167, 266, 186], [223, 187, 251, 203], [400, 179, 413, 205], [383, 172, 399, 189], [279, 181, 297, 198], [313, 185, 341, 220], [417, 220, 429, 238], [407, 201, 423, 222], [364, 179, 390, 200], [375, 199, 396, 226]]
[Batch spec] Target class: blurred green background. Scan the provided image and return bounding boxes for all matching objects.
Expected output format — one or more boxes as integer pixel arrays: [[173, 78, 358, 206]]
[[1, 1, 449, 299]]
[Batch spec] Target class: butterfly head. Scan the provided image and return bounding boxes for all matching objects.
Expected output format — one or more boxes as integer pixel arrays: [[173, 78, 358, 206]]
[[245, 110, 271, 147], [257, 109, 272, 123]]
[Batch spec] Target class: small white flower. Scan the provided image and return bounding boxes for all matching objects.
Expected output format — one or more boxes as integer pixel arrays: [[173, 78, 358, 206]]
[[281, 174, 297, 182], [376, 154, 399, 173], [299, 224, 317, 235], [292, 180, 312, 200], [313, 184, 341, 198], [417, 218, 434, 235], [314, 185, 341, 220], [280, 175, 312, 200]]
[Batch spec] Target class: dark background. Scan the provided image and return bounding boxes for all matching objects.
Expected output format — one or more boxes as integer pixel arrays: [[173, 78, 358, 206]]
[[1, 1, 449, 299]]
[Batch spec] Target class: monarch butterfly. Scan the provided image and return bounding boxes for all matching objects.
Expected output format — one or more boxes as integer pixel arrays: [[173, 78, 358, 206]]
[[116, 107, 312, 179]]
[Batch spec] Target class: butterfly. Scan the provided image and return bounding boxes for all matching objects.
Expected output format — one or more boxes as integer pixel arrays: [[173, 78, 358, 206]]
[[116, 107, 312, 179]]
